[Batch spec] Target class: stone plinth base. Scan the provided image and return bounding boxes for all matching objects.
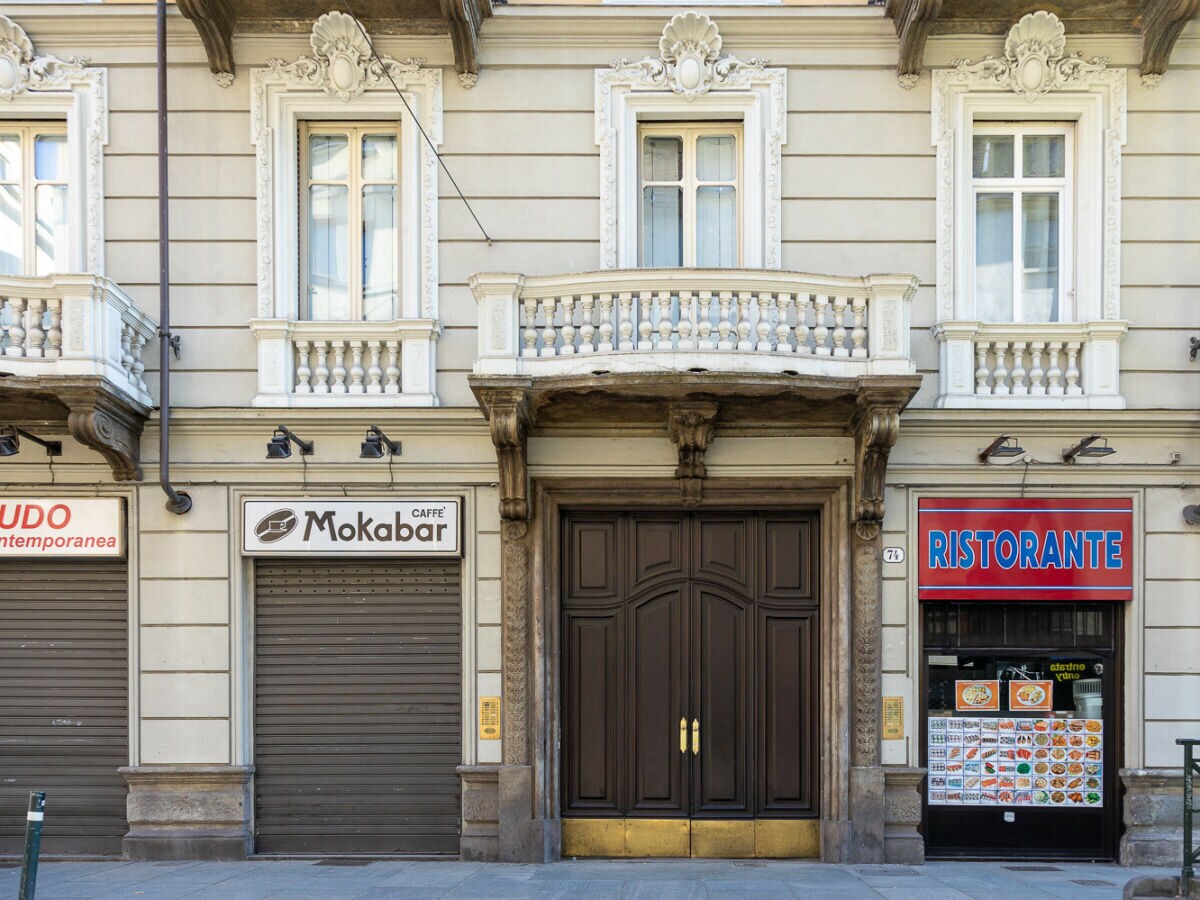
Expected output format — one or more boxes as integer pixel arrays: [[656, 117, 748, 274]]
[[849, 765, 885, 863], [1120, 769, 1184, 867], [120, 765, 253, 860], [459, 765, 500, 861], [883, 766, 926, 865]]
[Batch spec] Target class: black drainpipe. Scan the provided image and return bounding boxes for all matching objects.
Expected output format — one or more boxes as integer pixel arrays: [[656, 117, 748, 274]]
[[157, 0, 192, 515]]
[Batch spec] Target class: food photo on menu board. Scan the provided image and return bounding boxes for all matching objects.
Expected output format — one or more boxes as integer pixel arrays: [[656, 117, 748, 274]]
[[928, 716, 1103, 808], [955, 680, 1000, 712], [1009, 680, 1054, 712]]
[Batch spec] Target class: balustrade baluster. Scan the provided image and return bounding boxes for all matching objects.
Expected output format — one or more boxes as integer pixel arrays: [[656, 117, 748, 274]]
[[133, 334, 148, 391], [522, 296, 539, 358], [795, 294, 812, 354], [313, 340, 330, 392], [45, 299, 61, 358], [560, 296, 576, 355], [657, 291, 673, 348], [120, 323, 135, 378], [579, 294, 595, 353], [26, 299, 45, 358], [1064, 342, 1082, 395], [637, 291, 654, 350], [598, 293, 615, 352], [366, 342, 383, 394], [975, 341, 991, 395], [348, 341, 366, 393], [295, 340, 313, 392], [992, 341, 1010, 395], [813, 295, 830, 356], [385, 340, 401, 393], [678, 291, 694, 350], [330, 341, 348, 393], [755, 293, 773, 352], [736, 292, 753, 350], [697, 291, 714, 350], [540, 298, 557, 357], [1010, 341, 1028, 395], [775, 292, 793, 353], [618, 292, 634, 350], [717, 291, 734, 350], [1028, 342, 1046, 395], [831, 296, 849, 357], [1046, 343, 1064, 396], [7, 298, 26, 357], [850, 295, 867, 358]]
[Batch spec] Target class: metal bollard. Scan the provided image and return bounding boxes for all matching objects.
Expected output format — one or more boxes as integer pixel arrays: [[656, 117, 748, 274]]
[[1179, 739, 1199, 899], [19, 791, 45, 900]]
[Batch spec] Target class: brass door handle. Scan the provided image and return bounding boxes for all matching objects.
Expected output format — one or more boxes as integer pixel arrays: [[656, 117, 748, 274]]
[[692, 718, 700, 755], [680, 717, 687, 754]]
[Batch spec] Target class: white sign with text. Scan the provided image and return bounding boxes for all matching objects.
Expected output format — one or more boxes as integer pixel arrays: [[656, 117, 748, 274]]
[[243, 498, 461, 556], [0, 498, 125, 557]]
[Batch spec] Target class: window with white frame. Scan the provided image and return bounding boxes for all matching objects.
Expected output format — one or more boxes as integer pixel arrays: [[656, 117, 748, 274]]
[[971, 124, 1073, 323], [0, 122, 70, 277], [300, 122, 400, 321], [640, 123, 742, 268]]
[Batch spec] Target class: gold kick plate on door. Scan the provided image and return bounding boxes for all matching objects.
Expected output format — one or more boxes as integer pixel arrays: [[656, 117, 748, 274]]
[[692, 718, 700, 755], [679, 717, 687, 754]]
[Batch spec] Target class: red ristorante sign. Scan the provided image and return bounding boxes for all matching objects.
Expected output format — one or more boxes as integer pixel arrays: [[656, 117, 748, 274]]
[[917, 498, 1133, 601]]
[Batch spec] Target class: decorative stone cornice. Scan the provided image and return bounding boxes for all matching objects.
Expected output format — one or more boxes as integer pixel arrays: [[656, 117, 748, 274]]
[[667, 401, 718, 506]]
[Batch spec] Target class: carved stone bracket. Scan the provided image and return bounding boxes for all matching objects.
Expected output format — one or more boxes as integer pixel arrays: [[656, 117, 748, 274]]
[[176, 0, 235, 84], [885, 0, 943, 87], [667, 401, 718, 506], [1140, 0, 1200, 82], [442, 0, 491, 86], [851, 400, 901, 541], [476, 384, 533, 522], [56, 381, 149, 482]]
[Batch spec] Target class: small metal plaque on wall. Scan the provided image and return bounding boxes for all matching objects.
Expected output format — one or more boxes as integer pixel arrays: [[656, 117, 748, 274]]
[[882, 696, 903, 740], [480, 697, 501, 740]]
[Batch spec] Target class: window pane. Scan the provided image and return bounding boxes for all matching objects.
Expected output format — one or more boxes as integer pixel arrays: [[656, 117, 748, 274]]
[[642, 186, 682, 267], [34, 184, 69, 276], [972, 135, 1014, 178], [975, 193, 1014, 321], [34, 135, 67, 181], [362, 184, 397, 321], [308, 133, 349, 181], [0, 183, 21, 275], [1022, 193, 1060, 322], [308, 184, 349, 320], [696, 186, 736, 268], [696, 135, 735, 182], [1023, 135, 1065, 178], [0, 135, 19, 182], [642, 137, 681, 183], [362, 134, 396, 182]]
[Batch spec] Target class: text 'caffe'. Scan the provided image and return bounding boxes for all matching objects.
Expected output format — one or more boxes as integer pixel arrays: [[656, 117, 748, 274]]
[[918, 498, 1133, 859]]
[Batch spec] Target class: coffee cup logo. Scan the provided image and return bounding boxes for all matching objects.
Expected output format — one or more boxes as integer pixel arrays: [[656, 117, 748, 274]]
[[255, 508, 297, 543]]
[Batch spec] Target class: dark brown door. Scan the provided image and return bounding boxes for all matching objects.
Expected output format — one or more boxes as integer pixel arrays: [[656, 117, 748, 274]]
[[562, 512, 818, 821]]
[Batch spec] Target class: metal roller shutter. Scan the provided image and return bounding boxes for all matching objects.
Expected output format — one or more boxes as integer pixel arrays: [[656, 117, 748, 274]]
[[0, 559, 129, 856], [254, 559, 462, 854]]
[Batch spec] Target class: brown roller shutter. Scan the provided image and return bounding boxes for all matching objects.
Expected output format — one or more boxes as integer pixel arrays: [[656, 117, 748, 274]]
[[0, 559, 129, 856], [254, 559, 462, 854]]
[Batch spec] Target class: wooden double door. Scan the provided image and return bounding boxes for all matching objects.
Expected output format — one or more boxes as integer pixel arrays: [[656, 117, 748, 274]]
[[561, 512, 820, 853]]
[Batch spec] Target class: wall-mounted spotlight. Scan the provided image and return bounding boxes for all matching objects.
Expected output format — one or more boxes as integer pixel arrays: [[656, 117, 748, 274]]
[[360, 425, 401, 459], [266, 425, 314, 460], [0, 426, 63, 458], [1062, 434, 1115, 464], [978, 434, 1025, 463]]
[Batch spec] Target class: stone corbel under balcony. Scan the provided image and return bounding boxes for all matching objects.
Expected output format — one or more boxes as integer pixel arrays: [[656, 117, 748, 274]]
[[249, 318, 442, 408], [933, 319, 1129, 409]]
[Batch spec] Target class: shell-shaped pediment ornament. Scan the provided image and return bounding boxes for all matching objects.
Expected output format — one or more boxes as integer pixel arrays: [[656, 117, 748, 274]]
[[311, 11, 373, 100], [0, 13, 87, 99]]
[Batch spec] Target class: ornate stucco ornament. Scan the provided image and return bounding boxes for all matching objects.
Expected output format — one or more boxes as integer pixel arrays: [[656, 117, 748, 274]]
[[610, 12, 767, 101], [265, 11, 423, 102], [952, 10, 1109, 100], [0, 13, 89, 100]]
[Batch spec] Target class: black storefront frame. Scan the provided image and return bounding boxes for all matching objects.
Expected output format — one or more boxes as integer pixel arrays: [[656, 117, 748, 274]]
[[919, 601, 1123, 861]]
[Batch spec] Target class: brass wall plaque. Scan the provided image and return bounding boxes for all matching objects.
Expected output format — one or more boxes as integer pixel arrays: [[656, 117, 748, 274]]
[[882, 696, 904, 740], [480, 696, 501, 740]]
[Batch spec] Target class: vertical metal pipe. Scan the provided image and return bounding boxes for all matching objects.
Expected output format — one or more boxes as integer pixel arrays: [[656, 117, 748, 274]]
[[158, 0, 191, 515], [18, 791, 45, 900], [1181, 739, 1197, 897]]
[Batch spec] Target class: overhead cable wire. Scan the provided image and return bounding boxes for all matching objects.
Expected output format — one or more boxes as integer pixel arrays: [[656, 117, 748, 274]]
[[340, 0, 494, 245]]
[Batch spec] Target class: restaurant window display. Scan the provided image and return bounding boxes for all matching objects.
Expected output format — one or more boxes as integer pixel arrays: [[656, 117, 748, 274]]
[[918, 499, 1131, 860]]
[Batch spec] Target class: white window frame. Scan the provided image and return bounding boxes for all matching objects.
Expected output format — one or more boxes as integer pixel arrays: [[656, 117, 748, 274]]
[[0, 14, 107, 274], [0, 121, 70, 276], [638, 122, 744, 268], [969, 122, 1074, 323], [595, 15, 785, 270]]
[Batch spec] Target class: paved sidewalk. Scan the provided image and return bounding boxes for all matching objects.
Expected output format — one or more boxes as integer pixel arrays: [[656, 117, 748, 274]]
[[0, 858, 1177, 899]]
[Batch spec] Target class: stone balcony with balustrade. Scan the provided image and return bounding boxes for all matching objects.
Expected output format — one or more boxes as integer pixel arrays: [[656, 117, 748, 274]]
[[932, 320, 1128, 409], [0, 273, 158, 479]]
